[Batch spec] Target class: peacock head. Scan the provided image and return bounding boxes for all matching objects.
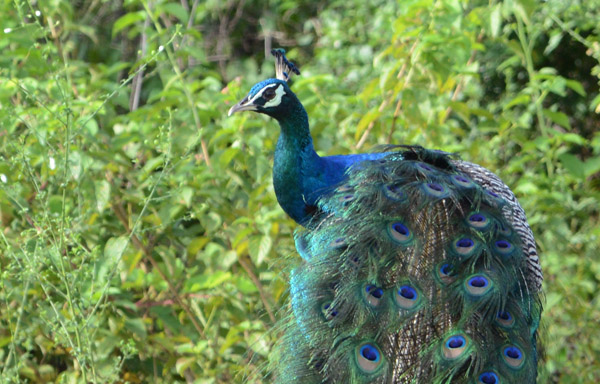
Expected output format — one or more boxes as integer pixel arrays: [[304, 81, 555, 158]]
[[228, 49, 301, 120], [228, 78, 295, 119]]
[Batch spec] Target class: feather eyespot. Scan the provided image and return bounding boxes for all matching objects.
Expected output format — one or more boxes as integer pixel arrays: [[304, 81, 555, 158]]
[[339, 194, 355, 205], [416, 162, 434, 172], [422, 182, 450, 198], [330, 237, 347, 249], [465, 275, 493, 296], [387, 222, 413, 245], [452, 237, 478, 257], [468, 213, 491, 230], [349, 254, 362, 267], [442, 334, 470, 360], [485, 189, 506, 206], [365, 284, 384, 307], [395, 284, 421, 310], [337, 184, 353, 193], [450, 174, 475, 188], [478, 371, 499, 384], [355, 343, 384, 373], [440, 263, 452, 275], [383, 183, 407, 202], [321, 302, 338, 320], [436, 263, 455, 284], [497, 222, 512, 236], [502, 345, 525, 369], [496, 310, 515, 328], [493, 240, 515, 256]]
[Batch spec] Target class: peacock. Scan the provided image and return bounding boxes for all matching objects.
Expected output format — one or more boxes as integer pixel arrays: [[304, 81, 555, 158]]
[[228, 49, 543, 383]]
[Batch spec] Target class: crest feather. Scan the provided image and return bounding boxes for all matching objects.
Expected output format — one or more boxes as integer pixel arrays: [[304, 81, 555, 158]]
[[271, 49, 300, 82]]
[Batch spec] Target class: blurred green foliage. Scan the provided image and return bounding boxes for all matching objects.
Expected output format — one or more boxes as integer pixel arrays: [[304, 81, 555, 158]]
[[0, 0, 598, 382]]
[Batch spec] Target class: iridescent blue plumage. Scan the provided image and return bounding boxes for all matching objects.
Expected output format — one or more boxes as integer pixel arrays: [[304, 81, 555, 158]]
[[228, 49, 543, 383]]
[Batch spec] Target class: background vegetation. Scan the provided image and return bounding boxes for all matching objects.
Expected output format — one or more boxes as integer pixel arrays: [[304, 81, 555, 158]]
[[0, 0, 598, 382]]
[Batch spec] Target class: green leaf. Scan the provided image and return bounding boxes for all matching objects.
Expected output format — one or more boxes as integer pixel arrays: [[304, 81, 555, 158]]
[[557, 133, 587, 146], [235, 276, 259, 294], [543, 109, 571, 130], [558, 153, 584, 179], [158, 3, 189, 24], [504, 94, 530, 109], [69, 151, 82, 180], [592, 94, 600, 113], [544, 32, 563, 55], [125, 317, 147, 339], [219, 147, 240, 167], [104, 236, 129, 260], [176, 357, 197, 376], [565, 79, 586, 97], [48, 195, 63, 215], [149, 306, 183, 333], [490, 5, 501, 38], [184, 270, 232, 292], [95, 180, 111, 212], [112, 11, 146, 37], [249, 235, 272, 266], [583, 156, 600, 178], [257, 235, 272, 265], [355, 110, 381, 141]]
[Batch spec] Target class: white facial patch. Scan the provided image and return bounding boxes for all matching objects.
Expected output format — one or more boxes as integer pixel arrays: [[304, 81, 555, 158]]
[[247, 83, 286, 108], [263, 84, 286, 108]]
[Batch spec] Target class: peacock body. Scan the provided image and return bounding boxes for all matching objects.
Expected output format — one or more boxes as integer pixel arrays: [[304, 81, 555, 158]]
[[229, 50, 543, 384]]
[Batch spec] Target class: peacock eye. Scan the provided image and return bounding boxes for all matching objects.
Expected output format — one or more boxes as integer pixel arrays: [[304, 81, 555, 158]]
[[263, 88, 276, 100]]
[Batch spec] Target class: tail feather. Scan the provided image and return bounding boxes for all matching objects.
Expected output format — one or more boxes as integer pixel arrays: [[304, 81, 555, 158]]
[[274, 149, 541, 383]]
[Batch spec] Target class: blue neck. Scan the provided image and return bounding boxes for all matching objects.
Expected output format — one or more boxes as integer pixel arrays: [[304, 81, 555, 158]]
[[272, 102, 325, 225], [271, 98, 388, 225]]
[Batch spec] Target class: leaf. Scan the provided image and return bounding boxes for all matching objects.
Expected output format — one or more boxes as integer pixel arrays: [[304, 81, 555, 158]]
[[178, 186, 193, 207], [219, 147, 240, 167], [176, 357, 197, 376], [149, 306, 183, 333], [257, 235, 272, 265], [565, 79, 586, 97], [183, 270, 232, 292], [583, 156, 600, 178], [69, 151, 82, 180], [95, 180, 110, 212], [543, 109, 571, 130], [158, 3, 189, 24], [140, 156, 164, 179], [249, 235, 272, 266], [490, 5, 501, 38], [592, 94, 600, 113], [48, 195, 63, 215], [557, 133, 586, 146], [187, 237, 210, 256], [503, 94, 530, 109], [558, 153, 584, 179], [104, 236, 129, 260], [355, 110, 381, 141], [235, 276, 258, 294], [544, 32, 563, 55], [124, 317, 147, 339], [112, 11, 146, 37]]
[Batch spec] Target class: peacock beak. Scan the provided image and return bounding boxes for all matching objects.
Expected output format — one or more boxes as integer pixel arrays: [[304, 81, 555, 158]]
[[228, 96, 257, 116]]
